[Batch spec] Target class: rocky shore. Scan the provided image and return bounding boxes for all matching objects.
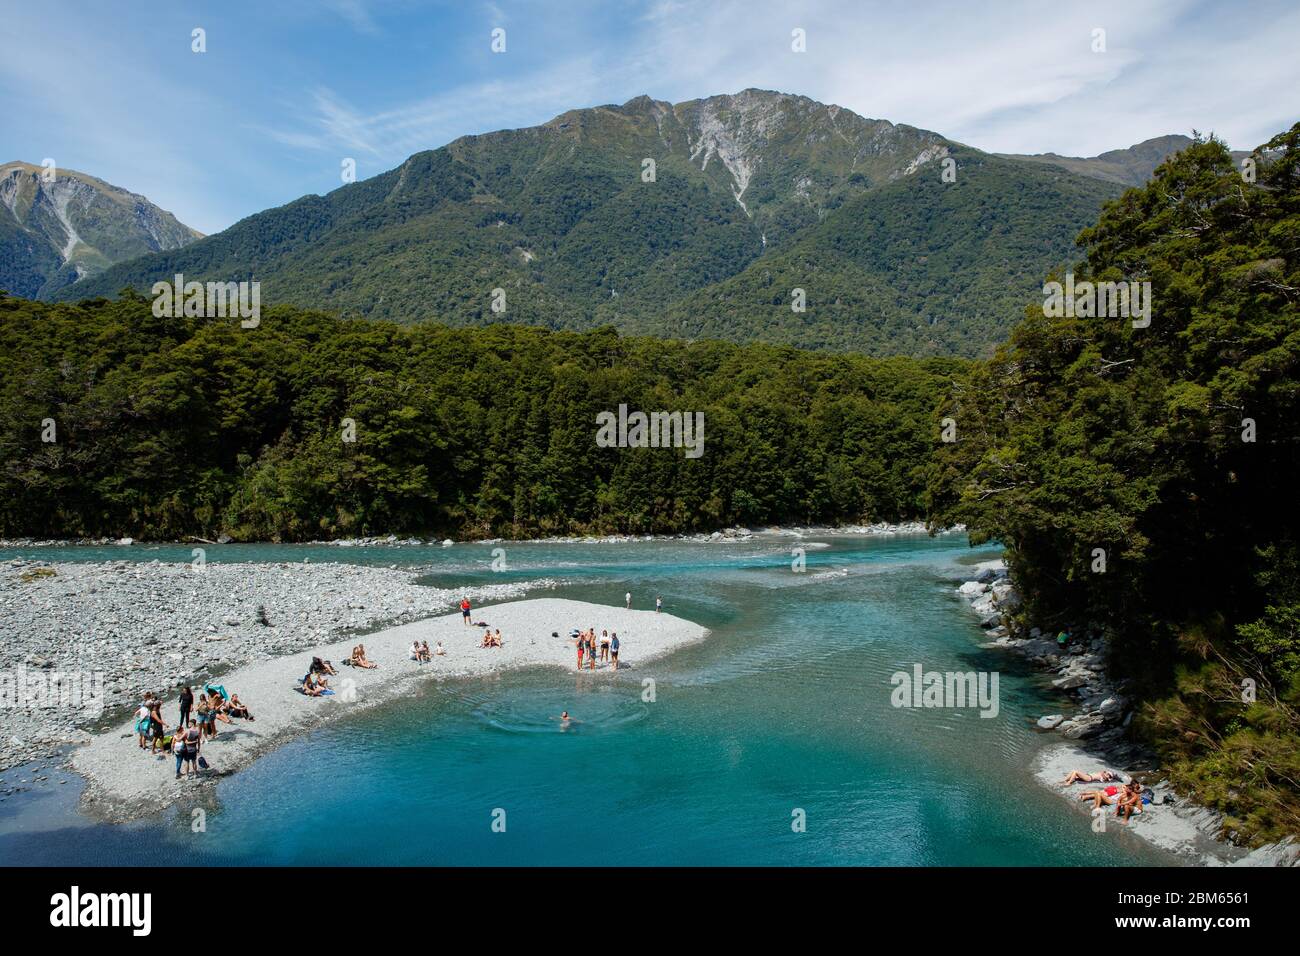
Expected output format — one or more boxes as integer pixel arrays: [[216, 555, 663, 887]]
[[0, 521, 953, 551], [956, 559, 1300, 865], [69, 597, 708, 822], [0, 558, 556, 778]]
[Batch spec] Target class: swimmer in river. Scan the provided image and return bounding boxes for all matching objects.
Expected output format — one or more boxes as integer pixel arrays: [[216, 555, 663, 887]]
[[551, 711, 580, 728]]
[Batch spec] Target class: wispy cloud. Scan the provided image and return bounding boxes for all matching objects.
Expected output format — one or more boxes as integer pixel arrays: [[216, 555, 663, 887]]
[[327, 0, 382, 35], [4, 0, 1296, 234]]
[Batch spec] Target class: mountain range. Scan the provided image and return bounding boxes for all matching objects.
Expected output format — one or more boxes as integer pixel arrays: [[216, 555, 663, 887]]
[[0, 161, 201, 299], [21, 90, 1215, 357]]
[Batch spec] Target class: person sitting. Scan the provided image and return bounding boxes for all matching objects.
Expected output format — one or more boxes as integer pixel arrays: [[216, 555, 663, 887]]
[[351, 644, 378, 669], [480, 630, 493, 648], [1115, 781, 1145, 824], [227, 694, 254, 720], [420, 640, 433, 661], [301, 673, 324, 697], [490, 629, 503, 648], [1061, 768, 1118, 786], [434, 641, 446, 656], [410, 641, 422, 662], [211, 690, 234, 724]]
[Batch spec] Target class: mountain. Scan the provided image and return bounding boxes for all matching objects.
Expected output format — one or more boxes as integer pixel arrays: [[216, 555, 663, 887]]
[[0, 161, 201, 299], [54, 90, 1128, 357], [997, 134, 1249, 188]]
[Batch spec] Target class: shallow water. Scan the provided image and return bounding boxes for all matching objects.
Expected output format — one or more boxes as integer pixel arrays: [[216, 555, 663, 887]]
[[0, 534, 1178, 865]]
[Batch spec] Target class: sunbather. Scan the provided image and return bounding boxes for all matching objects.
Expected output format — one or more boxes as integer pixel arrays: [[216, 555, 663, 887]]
[[1061, 768, 1118, 785], [1077, 785, 1122, 810]]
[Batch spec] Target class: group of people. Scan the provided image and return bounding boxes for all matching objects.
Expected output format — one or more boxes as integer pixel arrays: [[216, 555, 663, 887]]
[[1061, 768, 1147, 824], [134, 683, 255, 779], [301, 656, 338, 696], [571, 627, 619, 670], [411, 639, 447, 661], [479, 629, 503, 648]]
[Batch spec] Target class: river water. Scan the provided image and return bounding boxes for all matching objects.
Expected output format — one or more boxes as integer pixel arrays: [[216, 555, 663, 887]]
[[0, 534, 1176, 865]]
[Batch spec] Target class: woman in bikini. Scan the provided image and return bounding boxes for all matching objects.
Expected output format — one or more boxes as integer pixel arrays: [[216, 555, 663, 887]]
[[1061, 769, 1118, 786], [599, 630, 610, 663]]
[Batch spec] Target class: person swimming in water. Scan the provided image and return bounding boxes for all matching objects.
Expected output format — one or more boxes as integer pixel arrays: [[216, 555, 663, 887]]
[[551, 710, 580, 728]]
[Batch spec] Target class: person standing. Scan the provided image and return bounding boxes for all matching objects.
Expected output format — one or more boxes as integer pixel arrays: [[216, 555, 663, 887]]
[[181, 719, 202, 779], [655, 595, 662, 613], [461, 597, 472, 625], [178, 684, 193, 730], [625, 591, 631, 609], [610, 632, 619, 670]]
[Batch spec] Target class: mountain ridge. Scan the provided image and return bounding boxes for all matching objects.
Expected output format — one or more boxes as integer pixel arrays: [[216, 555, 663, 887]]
[[49, 89, 1203, 356], [0, 161, 201, 299]]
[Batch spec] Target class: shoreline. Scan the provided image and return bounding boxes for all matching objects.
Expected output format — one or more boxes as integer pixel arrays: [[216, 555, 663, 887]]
[[0, 521, 958, 550], [67, 598, 707, 823], [955, 561, 1300, 866], [0, 559, 557, 773]]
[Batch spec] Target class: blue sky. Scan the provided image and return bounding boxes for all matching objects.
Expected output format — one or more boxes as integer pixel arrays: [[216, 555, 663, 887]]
[[2, 0, 1296, 234]]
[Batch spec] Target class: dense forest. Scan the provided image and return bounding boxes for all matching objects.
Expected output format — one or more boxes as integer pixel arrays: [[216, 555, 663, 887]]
[[5, 116, 1299, 844], [0, 294, 961, 540], [928, 124, 1300, 843]]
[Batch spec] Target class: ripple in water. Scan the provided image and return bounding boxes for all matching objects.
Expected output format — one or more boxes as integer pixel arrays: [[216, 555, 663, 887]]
[[466, 685, 650, 734]]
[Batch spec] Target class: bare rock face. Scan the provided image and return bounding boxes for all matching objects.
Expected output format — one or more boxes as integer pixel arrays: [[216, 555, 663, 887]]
[[0, 162, 201, 298]]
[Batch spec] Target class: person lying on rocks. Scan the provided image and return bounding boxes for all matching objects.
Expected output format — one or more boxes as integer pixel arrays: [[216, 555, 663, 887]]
[[1077, 784, 1122, 809], [1061, 768, 1118, 785]]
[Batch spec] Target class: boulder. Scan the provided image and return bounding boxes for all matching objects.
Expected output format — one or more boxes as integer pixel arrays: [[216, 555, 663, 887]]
[[1061, 714, 1107, 739], [1053, 673, 1089, 690], [1037, 714, 1065, 730]]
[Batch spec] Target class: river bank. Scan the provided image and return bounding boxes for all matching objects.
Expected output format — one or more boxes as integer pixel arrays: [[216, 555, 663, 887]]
[[0, 558, 556, 774], [955, 561, 1300, 866], [68, 598, 707, 822], [0, 520, 954, 550]]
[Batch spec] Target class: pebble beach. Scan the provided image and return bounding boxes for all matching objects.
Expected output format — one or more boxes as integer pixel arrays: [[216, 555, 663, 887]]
[[0, 558, 557, 775]]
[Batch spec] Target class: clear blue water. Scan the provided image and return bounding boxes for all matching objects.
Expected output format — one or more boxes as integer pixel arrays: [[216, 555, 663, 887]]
[[0, 534, 1176, 865]]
